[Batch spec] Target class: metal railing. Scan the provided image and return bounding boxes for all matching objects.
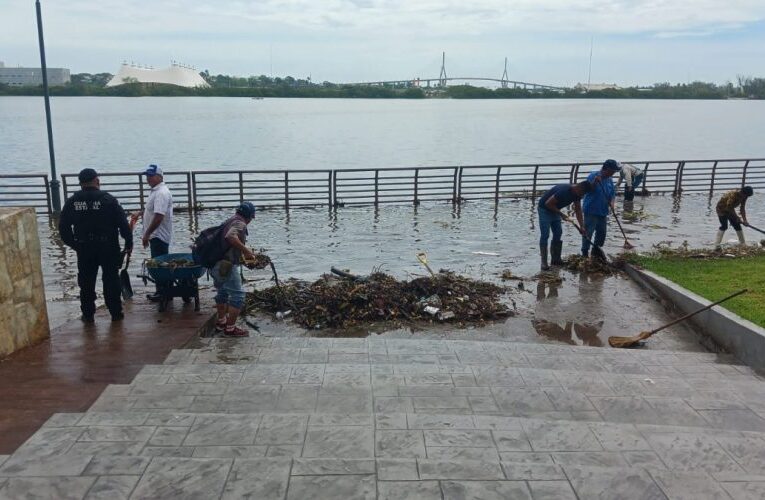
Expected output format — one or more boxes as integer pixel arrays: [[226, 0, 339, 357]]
[[0, 174, 51, 213], [3, 158, 764, 213]]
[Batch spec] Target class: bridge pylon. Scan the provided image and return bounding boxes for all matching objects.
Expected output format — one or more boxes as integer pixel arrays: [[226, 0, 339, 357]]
[[501, 57, 509, 88], [438, 52, 447, 87]]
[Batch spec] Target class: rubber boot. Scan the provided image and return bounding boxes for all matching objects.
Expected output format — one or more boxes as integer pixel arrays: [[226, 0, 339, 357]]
[[714, 230, 724, 250], [550, 241, 564, 266], [540, 245, 550, 271], [736, 230, 746, 246]]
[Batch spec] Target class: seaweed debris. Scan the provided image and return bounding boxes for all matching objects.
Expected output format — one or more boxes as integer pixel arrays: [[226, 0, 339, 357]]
[[562, 255, 623, 276], [246, 271, 513, 329], [146, 257, 197, 268], [649, 241, 765, 260]]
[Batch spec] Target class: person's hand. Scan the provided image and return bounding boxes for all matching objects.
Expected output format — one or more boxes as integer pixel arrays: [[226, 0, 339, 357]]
[[743, 219, 749, 227], [243, 248, 256, 262], [142, 235, 149, 248], [124, 246, 132, 258], [560, 212, 570, 222]]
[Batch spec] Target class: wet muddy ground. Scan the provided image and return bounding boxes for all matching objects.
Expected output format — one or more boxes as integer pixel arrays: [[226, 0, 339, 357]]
[[38, 193, 765, 351]]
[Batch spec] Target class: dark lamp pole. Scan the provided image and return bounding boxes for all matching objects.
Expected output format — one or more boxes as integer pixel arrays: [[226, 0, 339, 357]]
[[35, 0, 62, 213]]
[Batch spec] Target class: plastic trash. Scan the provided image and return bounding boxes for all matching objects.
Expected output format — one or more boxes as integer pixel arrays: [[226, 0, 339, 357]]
[[275, 310, 292, 320], [439, 311, 455, 320], [423, 306, 440, 315]]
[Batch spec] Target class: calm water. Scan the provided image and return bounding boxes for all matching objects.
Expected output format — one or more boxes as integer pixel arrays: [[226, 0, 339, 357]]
[[2, 97, 765, 174]]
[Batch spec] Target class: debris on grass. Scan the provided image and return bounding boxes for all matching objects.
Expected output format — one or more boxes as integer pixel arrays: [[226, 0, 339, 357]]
[[246, 271, 513, 329], [648, 241, 765, 260]]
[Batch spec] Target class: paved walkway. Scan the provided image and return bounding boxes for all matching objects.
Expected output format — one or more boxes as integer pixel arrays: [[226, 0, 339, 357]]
[[0, 295, 213, 454], [1, 335, 765, 499]]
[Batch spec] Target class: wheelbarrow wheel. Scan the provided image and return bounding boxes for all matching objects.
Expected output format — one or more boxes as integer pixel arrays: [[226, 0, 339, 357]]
[[194, 295, 200, 312], [182, 296, 192, 304], [159, 296, 169, 312]]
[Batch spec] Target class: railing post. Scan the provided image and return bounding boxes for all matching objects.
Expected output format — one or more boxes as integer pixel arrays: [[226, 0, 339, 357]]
[[332, 171, 338, 207], [284, 171, 290, 209], [61, 175, 69, 202], [741, 160, 750, 188], [642, 162, 650, 192], [413, 168, 419, 205], [531, 165, 540, 199], [191, 172, 198, 210], [43, 175, 52, 214], [374, 170, 379, 207], [238, 172, 244, 203], [186, 172, 193, 212], [457, 167, 463, 202], [673, 161, 685, 194], [494, 166, 501, 203], [451, 167, 458, 203], [327, 171, 333, 207], [709, 161, 718, 194], [138, 174, 145, 210]]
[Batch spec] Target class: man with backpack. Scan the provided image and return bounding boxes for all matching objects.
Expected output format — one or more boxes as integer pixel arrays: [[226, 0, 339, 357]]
[[193, 202, 258, 337]]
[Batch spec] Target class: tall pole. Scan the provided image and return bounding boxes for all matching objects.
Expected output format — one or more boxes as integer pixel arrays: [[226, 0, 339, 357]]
[[438, 52, 447, 87], [36, 0, 61, 213]]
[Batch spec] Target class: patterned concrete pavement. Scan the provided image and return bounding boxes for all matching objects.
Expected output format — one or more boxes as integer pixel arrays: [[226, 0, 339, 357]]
[[2, 337, 765, 499]]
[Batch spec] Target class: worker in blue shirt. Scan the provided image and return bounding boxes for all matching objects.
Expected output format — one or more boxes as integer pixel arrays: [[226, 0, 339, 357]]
[[537, 181, 593, 270], [581, 159, 621, 258]]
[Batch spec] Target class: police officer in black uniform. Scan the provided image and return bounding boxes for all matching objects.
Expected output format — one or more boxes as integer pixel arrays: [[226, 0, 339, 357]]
[[59, 168, 133, 322]]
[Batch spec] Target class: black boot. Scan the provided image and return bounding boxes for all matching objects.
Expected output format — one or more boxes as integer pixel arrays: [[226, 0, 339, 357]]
[[540, 245, 550, 271], [550, 241, 564, 266]]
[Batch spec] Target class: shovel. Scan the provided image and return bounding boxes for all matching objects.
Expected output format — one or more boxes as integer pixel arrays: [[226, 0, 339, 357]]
[[120, 251, 134, 300], [416, 252, 436, 277], [608, 289, 747, 348]]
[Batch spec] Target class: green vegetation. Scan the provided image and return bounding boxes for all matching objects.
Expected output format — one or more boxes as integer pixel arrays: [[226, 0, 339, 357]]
[[3, 71, 765, 99], [630, 253, 765, 328]]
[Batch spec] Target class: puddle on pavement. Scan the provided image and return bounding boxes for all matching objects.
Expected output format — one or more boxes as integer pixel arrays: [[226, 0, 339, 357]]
[[37, 193, 764, 351]]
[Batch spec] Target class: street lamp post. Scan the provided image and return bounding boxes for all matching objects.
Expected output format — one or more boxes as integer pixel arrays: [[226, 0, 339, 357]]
[[35, 0, 62, 213]]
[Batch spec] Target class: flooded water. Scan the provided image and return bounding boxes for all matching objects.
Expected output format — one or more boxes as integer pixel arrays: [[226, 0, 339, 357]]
[[3, 97, 765, 173], [38, 192, 765, 350]]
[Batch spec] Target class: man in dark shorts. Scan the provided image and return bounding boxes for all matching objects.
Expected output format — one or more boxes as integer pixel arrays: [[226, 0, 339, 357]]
[[715, 186, 753, 249], [537, 181, 593, 270]]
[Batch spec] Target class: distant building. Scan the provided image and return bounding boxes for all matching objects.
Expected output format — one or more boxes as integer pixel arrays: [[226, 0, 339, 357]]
[[575, 82, 620, 92], [0, 62, 71, 87], [106, 62, 209, 88]]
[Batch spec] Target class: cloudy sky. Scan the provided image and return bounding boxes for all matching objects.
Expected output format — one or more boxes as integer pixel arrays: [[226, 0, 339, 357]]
[[2, 0, 765, 86]]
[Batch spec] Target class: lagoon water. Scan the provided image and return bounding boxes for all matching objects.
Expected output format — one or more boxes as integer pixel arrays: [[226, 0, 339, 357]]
[[1, 97, 765, 174]]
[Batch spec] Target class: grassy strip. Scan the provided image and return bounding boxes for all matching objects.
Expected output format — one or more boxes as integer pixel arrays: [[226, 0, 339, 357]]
[[630, 254, 765, 328]]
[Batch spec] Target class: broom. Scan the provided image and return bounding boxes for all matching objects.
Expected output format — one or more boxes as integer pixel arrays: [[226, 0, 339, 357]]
[[568, 220, 607, 261], [608, 289, 747, 348]]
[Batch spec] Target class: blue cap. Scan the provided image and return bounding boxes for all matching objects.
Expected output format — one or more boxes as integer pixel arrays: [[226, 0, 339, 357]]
[[144, 164, 163, 176], [236, 201, 256, 219], [602, 159, 620, 172]]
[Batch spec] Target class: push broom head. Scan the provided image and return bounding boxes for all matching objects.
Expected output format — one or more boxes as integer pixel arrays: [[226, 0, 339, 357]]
[[608, 331, 652, 348]]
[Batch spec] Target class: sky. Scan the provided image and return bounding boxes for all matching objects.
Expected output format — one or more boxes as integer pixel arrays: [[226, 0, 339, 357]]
[[1, 1, 765, 87]]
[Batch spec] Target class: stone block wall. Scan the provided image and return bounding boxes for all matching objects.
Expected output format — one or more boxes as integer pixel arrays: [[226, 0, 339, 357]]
[[0, 208, 49, 357]]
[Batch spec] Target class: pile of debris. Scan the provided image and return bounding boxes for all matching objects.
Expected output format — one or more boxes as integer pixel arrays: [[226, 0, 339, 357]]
[[650, 241, 765, 260], [246, 270, 513, 329], [562, 255, 623, 275], [146, 257, 197, 268]]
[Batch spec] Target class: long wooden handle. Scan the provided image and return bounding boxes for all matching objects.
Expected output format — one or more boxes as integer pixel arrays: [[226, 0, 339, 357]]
[[611, 210, 630, 240], [745, 223, 765, 235], [650, 289, 747, 335]]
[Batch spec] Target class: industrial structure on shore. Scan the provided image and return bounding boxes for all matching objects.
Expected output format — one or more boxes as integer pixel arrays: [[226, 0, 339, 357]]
[[0, 61, 70, 87]]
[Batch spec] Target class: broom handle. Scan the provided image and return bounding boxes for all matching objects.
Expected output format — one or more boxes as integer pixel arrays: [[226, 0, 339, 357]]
[[649, 289, 747, 335], [745, 223, 765, 235], [611, 209, 631, 242]]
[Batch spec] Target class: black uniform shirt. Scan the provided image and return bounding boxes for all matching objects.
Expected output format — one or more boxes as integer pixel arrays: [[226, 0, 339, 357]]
[[59, 187, 133, 251]]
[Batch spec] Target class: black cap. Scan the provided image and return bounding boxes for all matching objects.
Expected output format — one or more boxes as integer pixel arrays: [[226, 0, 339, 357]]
[[78, 168, 99, 183]]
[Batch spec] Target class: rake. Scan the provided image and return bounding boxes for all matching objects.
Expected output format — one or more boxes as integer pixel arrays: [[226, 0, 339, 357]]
[[608, 289, 747, 348], [568, 220, 607, 262]]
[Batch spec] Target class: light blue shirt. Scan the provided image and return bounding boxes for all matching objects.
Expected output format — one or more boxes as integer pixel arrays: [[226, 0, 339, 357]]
[[582, 170, 615, 217]]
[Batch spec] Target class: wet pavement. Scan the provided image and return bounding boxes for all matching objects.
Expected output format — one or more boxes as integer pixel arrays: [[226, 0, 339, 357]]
[[0, 282, 213, 454], [36, 192, 765, 349]]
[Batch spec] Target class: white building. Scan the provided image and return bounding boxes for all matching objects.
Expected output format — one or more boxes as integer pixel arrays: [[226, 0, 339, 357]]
[[0, 61, 71, 87], [106, 62, 209, 88]]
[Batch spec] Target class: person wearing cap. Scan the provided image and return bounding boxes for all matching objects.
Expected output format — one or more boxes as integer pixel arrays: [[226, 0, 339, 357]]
[[615, 162, 646, 201], [715, 186, 754, 249], [59, 168, 133, 322], [537, 181, 593, 270], [581, 159, 620, 258], [141, 164, 173, 301], [210, 202, 258, 337]]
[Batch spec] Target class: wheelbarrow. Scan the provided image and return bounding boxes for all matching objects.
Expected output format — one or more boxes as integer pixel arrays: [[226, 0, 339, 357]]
[[138, 253, 206, 312]]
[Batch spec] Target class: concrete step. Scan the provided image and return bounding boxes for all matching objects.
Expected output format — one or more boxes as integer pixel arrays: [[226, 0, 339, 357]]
[[3, 454, 761, 500]]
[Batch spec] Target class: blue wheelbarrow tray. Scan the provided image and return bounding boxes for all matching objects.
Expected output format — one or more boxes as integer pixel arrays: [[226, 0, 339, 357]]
[[146, 253, 206, 284]]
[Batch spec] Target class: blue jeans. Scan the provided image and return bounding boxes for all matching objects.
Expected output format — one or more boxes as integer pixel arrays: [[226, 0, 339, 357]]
[[210, 261, 246, 309], [538, 207, 562, 247], [581, 214, 607, 256]]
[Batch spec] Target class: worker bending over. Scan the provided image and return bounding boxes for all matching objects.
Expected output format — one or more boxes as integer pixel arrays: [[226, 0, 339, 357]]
[[616, 162, 646, 201], [537, 181, 594, 270], [715, 186, 754, 249]]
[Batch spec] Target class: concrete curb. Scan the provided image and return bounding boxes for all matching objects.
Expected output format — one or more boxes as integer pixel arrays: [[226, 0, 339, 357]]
[[624, 262, 765, 371]]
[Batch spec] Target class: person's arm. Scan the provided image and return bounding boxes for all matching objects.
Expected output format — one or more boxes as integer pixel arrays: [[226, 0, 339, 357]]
[[623, 167, 633, 190], [740, 197, 748, 225], [544, 195, 563, 216], [225, 234, 255, 261], [57, 202, 77, 249], [573, 200, 584, 229], [142, 213, 164, 248], [115, 203, 133, 254]]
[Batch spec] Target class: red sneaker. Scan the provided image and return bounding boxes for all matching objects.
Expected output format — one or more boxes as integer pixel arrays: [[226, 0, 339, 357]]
[[223, 325, 249, 337]]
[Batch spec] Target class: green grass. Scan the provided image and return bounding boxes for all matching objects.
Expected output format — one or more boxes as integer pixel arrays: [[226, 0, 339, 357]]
[[631, 255, 765, 328]]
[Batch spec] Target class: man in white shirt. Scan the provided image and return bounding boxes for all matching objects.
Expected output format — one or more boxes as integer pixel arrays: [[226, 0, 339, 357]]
[[615, 162, 646, 201], [141, 164, 173, 300]]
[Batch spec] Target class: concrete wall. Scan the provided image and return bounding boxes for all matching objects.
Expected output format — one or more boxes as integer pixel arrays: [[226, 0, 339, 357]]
[[625, 263, 765, 371], [0, 208, 49, 357]]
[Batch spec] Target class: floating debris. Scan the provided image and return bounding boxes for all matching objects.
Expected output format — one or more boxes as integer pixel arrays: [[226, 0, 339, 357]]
[[499, 269, 526, 281], [621, 208, 654, 223], [246, 271, 513, 329], [532, 272, 564, 285]]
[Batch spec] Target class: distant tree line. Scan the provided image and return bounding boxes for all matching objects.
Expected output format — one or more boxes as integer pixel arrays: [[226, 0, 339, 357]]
[[2, 71, 765, 99]]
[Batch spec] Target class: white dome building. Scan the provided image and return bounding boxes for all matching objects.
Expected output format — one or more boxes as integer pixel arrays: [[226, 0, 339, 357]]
[[106, 62, 209, 88]]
